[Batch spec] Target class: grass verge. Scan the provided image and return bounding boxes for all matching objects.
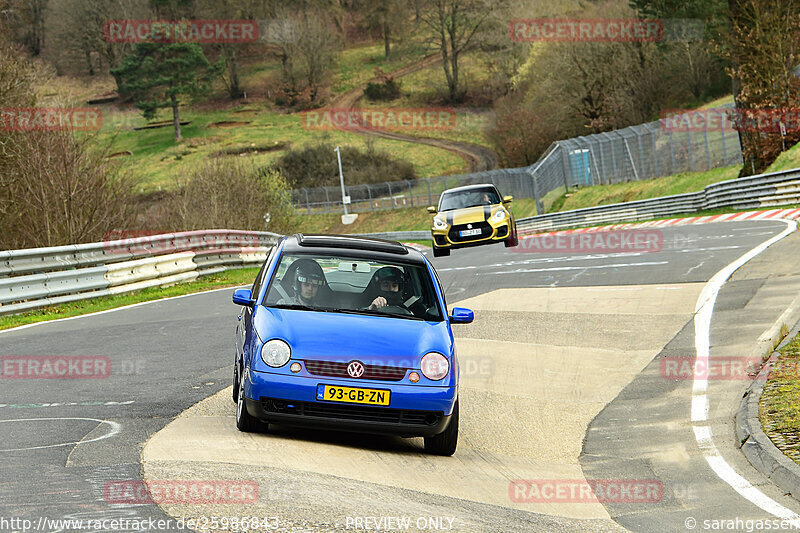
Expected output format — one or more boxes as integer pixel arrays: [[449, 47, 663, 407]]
[[760, 331, 800, 465], [0, 268, 259, 332]]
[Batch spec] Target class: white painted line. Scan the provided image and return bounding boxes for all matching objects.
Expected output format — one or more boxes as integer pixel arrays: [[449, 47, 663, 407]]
[[692, 218, 800, 521], [0, 417, 121, 452], [478, 261, 669, 275], [0, 285, 248, 336]]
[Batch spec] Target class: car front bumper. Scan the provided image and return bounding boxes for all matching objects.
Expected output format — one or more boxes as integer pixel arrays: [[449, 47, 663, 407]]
[[243, 369, 457, 437], [431, 222, 511, 249]]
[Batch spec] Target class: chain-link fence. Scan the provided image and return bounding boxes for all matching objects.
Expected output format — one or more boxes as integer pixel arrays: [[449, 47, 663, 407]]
[[290, 110, 743, 214]]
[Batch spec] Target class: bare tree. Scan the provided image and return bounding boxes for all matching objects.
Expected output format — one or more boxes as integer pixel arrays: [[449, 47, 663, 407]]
[[195, 0, 277, 99], [725, 0, 800, 174], [419, 0, 498, 102], [0, 0, 49, 55], [45, 0, 150, 75], [363, 0, 410, 60], [269, 6, 340, 105]]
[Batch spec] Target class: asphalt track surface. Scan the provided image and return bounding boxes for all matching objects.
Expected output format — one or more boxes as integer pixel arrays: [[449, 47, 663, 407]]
[[1, 220, 800, 532]]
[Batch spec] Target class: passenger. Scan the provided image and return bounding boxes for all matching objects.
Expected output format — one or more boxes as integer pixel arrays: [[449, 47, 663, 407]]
[[279, 260, 326, 306]]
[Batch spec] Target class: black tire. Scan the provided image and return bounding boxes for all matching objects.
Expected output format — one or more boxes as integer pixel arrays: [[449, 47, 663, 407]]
[[236, 373, 265, 433], [424, 399, 458, 456], [432, 244, 450, 257], [504, 225, 519, 248]]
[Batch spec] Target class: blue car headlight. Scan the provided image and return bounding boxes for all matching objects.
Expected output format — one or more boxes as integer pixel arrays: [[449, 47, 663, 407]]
[[421, 352, 449, 381], [261, 339, 291, 368]]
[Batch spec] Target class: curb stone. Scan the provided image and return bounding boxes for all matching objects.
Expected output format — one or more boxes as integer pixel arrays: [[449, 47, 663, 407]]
[[736, 312, 800, 500]]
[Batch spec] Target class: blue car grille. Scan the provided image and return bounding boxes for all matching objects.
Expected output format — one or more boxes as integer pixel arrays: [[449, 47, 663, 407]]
[[261, 398, 442, 426], [303, 360, 408, 381]]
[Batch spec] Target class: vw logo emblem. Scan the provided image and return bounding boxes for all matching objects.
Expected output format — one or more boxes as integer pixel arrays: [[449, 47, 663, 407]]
[[467, 224, 472, 229], [347, 361, 365, 378]]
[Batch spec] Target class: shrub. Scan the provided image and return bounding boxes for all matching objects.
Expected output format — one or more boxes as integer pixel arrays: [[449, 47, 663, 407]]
[[270, 143, 417, 189], [160, 159, 294, 234], [364, 78, 402, 101]]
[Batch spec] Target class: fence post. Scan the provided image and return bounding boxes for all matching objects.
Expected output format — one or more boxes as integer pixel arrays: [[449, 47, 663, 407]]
[[324, 187, 330, 213], [529, 168, 543, 214], [720, 118, 727, 165], [407, 180, 414, 207], [366, 184, 374, 211], [687, 128, 694, 172], [387, 181, 393, 208], [559, 144, 570, 192], [426, 178, 432, 206], [669, 130, 676, 174], [303, 188, 311, 214], [649, 124, 659, 177], [703, 129, 711, 170], [636, 131, 646, 179]]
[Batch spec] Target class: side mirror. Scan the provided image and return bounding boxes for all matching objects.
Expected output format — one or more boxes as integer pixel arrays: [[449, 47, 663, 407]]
[[232, 288, 254, 307], [427, 206, 437, 214], [503, 195, 513, 204], [449, 307, 474, 324]]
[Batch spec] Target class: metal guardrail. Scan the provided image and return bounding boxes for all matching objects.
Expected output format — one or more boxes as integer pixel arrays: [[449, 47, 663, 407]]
[[0, 230, 281, 317], [358, 167, 800, 240], [515, 168, 800, 233]]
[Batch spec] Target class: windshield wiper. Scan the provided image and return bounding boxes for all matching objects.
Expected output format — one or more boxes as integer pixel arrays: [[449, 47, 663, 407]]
[[327, 308, 423, 321], [269, 303, 322, 312]]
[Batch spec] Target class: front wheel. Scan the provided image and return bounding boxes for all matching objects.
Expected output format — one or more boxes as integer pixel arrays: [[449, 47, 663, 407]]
[[236, 372, 266, 433], [504, 225, 519, 248], [424, 399, 458, 456], [432, 244, 450, 257]]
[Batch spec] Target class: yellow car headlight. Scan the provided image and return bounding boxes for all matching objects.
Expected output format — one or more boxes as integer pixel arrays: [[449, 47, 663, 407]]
[[433, 217, 448, 230], [490, 209, 507, 223]]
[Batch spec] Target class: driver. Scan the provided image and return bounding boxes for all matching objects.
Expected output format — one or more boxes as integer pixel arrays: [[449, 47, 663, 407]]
[[368, 266, 406, 311], [281, 260, 326, 306]]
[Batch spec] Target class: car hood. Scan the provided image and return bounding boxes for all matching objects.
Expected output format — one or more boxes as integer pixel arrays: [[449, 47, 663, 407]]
[[440, 204, 503, 225], [254, 307, 453, 366]]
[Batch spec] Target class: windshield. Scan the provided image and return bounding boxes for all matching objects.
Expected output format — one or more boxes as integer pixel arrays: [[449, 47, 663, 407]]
[[438, 187, 501, 211], [263, 253, 443, 321]]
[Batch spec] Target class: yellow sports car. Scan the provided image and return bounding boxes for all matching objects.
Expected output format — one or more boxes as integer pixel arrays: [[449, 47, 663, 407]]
[[427, 184, 518, 257]]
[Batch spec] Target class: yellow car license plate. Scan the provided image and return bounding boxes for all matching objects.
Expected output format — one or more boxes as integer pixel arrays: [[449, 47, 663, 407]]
[[316, 384, 390, 406]]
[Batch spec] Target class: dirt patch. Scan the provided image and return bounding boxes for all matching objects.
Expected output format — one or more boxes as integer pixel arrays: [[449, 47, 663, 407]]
[[208, 121, 250, 128], [106, 150, 133, 158], [211, 141, 289, 157]]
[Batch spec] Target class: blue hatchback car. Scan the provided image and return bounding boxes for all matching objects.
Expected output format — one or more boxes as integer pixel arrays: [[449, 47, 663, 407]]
[[231, 234, 473, 455]]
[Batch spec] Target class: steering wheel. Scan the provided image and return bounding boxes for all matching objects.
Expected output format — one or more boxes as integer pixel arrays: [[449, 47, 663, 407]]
[[377, 304, 412, 315]]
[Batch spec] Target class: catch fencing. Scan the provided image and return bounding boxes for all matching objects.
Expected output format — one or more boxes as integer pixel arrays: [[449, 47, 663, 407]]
[[292, 107, 743, 214]]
